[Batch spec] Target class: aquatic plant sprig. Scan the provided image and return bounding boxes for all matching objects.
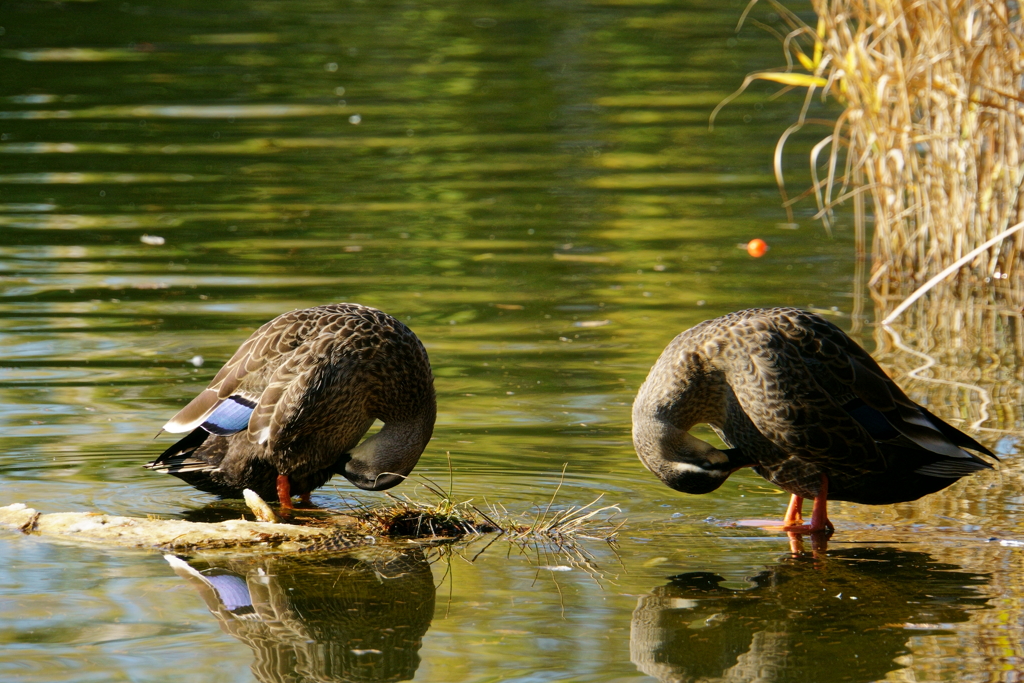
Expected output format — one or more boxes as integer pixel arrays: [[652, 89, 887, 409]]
[[500, 493, 624, 543], [338, 460, 622, 546]]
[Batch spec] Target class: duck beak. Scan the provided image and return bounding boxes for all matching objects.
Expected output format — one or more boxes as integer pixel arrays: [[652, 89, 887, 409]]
[[660, 462, 731, 494], [345, 470, 406, 491], [336, 454, 409, 491]]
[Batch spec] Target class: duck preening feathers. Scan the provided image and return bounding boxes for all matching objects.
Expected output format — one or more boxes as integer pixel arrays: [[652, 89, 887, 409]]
[[145, 303, 436, 508], [631, 307, 996, 532]]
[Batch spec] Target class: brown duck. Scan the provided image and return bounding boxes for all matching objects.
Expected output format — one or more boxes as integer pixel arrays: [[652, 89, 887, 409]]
[[631, 307, 995, 532], [145, 303, 435, 509]]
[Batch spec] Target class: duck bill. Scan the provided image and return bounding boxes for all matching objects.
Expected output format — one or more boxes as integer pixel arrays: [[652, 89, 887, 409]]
[[345, 470, 406, 491], [660, 463, 731, 494]]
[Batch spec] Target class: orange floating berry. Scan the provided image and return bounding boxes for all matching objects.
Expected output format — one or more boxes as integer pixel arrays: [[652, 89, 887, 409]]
[[746, 238, 768, 258]]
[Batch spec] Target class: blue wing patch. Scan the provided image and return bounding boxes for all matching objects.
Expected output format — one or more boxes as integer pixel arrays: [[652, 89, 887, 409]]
[[203, 573, 255, 615], [201, 395, 256, 436]]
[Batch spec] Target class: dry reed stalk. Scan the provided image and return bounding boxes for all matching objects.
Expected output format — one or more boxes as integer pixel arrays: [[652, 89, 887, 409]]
[[729, 0, 1024, 289]]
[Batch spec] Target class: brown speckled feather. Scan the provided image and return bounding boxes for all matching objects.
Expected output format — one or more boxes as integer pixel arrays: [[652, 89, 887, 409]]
[[147, 303, 436, 500], [632, 308, 994, 505], [702, 311, 886, 480]]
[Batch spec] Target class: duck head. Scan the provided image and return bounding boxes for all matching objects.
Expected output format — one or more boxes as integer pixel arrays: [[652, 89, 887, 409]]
[[632, 417, 750, 495], [337, 417, 434, 491]]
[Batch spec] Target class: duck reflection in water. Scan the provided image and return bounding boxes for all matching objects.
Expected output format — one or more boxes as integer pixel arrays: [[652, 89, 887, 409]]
[[166, 547, 435, 683], [631, 547, 990, 683]]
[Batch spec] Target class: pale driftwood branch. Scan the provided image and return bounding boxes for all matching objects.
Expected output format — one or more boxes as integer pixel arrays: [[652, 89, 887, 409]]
[[0, 503, 367, 552]]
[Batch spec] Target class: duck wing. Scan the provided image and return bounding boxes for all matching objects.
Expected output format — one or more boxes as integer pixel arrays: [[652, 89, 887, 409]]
[[793, 310, 994, 462], [246, 335, 371, 448], [715, 309, 886, 479], [714, 308, 993, 481], [161, 303, 375, 447]]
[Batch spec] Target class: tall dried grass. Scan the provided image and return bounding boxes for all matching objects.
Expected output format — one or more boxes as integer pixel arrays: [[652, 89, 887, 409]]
[[723, 0, 1024, 290]]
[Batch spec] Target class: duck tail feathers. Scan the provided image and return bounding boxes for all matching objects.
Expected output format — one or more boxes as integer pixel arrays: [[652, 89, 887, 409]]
[[918, 406, 997, 460], [144, 426, 211, 471], [914, 454, 994, 478]]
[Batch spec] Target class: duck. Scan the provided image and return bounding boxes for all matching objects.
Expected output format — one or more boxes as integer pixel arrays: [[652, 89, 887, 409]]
[[631, 307, 996, 532], [145, 303, 436, 509]]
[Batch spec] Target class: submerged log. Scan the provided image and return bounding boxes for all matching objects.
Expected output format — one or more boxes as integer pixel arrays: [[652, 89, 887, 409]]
[[0, 501, 369, 552]]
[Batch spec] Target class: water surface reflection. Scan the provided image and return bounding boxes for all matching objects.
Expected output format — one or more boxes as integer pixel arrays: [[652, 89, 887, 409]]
[[631, 547, 990, 683], [3, 0, 1024, 680], [167, 548, 435, 683]]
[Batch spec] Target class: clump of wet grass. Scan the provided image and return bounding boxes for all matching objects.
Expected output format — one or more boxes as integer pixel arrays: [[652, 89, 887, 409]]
[[403, 467, 625, 603], [347, 463, 623, 545], [361, 486, 501, 538], [483, 465, 625, 545]]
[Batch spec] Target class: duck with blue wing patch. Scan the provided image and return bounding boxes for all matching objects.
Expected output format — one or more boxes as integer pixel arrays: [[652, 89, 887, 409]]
[[146, 303, 436, 509], [631, 307, 996, 533]]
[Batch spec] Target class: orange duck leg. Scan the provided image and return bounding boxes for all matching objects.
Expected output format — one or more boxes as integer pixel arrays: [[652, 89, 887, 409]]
[[276, 474, 294, 510], [276, 474, 317, 509], [783, 493, 805, 527], [781, 475, 835, 533]]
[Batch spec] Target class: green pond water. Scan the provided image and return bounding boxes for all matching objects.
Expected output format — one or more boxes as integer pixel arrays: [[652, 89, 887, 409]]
[[1, 1, 1022, 681]]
